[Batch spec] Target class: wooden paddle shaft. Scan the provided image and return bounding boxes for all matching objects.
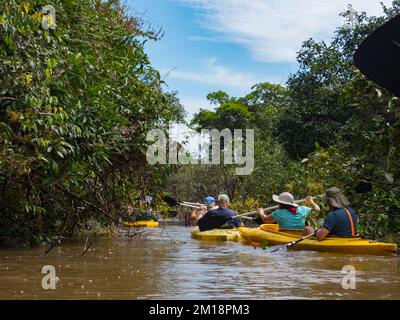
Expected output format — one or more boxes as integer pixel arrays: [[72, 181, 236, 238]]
[[288, 232, 315, 247], [233, 195, 321, 219], [179, 203, 202, 209], [182, 201, 203, 206]]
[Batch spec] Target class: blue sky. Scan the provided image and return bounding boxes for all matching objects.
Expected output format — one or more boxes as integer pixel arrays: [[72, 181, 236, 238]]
[[127, 0, 391, 119]]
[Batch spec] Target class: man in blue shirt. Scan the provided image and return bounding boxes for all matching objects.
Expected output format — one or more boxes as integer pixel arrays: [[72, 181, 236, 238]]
[[316, 187, 358, 240], [196, 194, 243, 231]]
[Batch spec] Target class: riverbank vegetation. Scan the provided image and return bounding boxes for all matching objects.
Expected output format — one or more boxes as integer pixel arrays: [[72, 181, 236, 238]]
[[0, 0, 184, 246], [1, 0, 399, 246]]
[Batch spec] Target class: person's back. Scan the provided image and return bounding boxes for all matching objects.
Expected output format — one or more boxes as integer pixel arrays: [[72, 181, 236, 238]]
[[257, 193, 320, 233], [316, 187, 358, 241], [272, 205, 312, 230], [136, 209, 158, 221], [323, 207, 357, 237], [202, 207, 241, 229], [197, 194, 243, 231]]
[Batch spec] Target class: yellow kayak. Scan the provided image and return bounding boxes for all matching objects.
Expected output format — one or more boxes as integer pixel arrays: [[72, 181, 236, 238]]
[[191, 226, 241, 242], [239, 225, 397, 255], [123, 220, 159, 228]]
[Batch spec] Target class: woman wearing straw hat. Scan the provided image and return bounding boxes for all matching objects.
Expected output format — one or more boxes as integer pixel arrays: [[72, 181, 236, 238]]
[[257, 192, 320, 234], [315, 187, 358, 241]]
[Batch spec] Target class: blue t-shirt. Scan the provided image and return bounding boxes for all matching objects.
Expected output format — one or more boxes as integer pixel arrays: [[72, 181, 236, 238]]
[[323, 207, 358, 237], [199, 207, 241, 229], [271, 206, 312, 230]]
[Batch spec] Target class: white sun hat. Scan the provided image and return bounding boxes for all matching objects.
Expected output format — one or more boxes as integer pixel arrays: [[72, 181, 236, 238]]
[[272, 192, 299, 207]]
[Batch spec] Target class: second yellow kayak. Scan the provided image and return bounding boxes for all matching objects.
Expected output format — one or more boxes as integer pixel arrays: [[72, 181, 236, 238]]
[[239, 225, 397, 255], [191, 227, 241, 242], [123, 220, 159, 228]]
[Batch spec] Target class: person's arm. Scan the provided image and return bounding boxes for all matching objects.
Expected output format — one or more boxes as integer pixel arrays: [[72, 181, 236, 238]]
[[316, 212, 335, 241], [316, 227, 330, 241], [192, 205, 207, 225], [306, 196, 321, 211], [190, 208, 198, 222], [231, 210, 244, 227], [257, 208, 276, 223]]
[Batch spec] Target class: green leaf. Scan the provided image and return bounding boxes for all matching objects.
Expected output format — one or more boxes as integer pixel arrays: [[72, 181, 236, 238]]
[[38, 155, 50, 163], [47, 58, 57, 69], [384, 172, 394, 184]]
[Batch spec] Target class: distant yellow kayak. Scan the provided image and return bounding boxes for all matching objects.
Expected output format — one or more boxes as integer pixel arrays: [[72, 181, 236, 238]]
[[191, 226, 241, 242], [123, 220, 159, 228], [239, 225, 397, 255]]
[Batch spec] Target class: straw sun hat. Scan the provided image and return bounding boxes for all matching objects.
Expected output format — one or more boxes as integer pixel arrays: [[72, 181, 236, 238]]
[[272, 192, 299, 207]]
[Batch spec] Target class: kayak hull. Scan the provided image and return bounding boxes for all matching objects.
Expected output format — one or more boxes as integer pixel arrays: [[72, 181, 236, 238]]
[[123, 220, 159, 228], [191, 227, 241, 242], [239, 226, 397, 255]]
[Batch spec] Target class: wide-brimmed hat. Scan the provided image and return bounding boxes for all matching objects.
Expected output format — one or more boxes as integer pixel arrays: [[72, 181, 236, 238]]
[[322, 187, 350, 208], [272, 192, 299, 207]]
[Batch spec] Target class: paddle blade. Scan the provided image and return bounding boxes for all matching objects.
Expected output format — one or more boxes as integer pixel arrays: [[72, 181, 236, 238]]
[[162, 196, 178, 207], [265, 245, 287, 254]]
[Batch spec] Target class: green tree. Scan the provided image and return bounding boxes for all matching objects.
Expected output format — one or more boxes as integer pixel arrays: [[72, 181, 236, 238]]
[[0, 0, 184, 246], [277, 6, 392, 160]]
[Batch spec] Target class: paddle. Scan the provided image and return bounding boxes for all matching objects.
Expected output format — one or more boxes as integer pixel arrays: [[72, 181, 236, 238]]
[[234, 195, 322, 219], [162, 196, 202, 209], [198, 195, 321, 232], [265, 232, 316, 253], [182, 201, 203, 206]]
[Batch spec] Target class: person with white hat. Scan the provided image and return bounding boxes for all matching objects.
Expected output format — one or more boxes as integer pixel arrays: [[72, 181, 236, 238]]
[[257, 192, 320, 233]]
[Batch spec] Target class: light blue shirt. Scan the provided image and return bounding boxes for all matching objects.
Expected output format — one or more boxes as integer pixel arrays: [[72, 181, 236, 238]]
[[271, 206, 312, 230]]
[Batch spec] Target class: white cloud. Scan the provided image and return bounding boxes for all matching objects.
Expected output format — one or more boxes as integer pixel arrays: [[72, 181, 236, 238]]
[[176, 0, 392, 63], [179, 96, 213, 117], [167, 57, 279, 90], [187, 35, 222, 42]]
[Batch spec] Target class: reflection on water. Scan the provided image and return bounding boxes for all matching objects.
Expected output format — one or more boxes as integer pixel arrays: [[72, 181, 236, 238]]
[[0, 223, 399, 299]]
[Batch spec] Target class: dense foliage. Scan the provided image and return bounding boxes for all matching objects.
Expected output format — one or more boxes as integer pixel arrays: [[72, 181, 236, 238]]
[[0, 0, 184, 246]]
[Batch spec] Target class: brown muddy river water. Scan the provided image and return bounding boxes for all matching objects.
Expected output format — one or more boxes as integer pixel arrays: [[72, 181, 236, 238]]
[[0, 222, 399, 299]]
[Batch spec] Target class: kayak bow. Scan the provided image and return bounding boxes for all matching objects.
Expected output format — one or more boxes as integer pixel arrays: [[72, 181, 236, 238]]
[[191, 226, 242, 242]]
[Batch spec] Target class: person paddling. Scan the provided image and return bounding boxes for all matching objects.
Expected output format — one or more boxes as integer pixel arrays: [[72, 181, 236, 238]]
[[315, 187, 358, 241], [195, 194, 243, 230], [190, 196, 218, 224], [133, 195, 159, 221], [257, 192, 320, 235]]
